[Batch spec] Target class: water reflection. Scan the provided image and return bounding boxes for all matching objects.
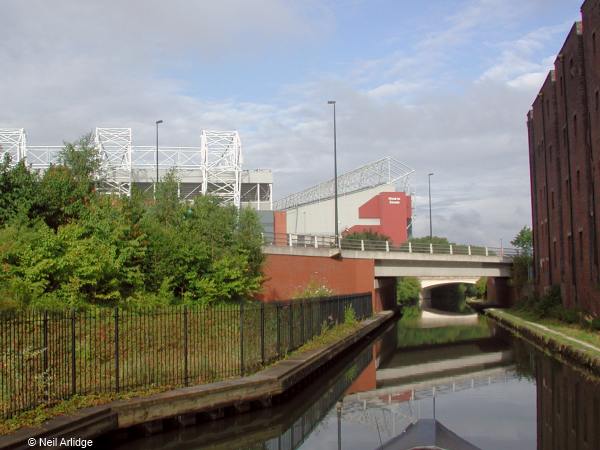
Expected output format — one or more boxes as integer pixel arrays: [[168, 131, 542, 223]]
[[109, 312, 600, 450]]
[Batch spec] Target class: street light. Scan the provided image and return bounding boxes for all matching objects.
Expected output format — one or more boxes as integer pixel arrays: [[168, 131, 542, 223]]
[[155, 120, 163, 195], [328, 100, 339, 244], [428, 172, 434, 241]]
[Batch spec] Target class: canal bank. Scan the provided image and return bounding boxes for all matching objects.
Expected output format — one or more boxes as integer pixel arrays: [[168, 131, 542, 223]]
[[104, 306, 600, 450], [486, 309, 600, 376], [0, 311, 396, 450]]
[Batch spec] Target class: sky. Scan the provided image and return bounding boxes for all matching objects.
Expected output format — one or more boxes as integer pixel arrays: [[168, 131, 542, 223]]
[[1, 0, 584, 246]]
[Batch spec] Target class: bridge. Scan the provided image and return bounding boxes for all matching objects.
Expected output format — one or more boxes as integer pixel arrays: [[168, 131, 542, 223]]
[[259, 233, 518, 311]]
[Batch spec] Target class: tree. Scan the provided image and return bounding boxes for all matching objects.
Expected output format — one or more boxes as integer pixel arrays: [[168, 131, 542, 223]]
[[57, 132, 101, 188], [510, 226, 533, 294], [397, 277, 421, 306], [511, 226, 533, 256], [341, 230, 391, 250]]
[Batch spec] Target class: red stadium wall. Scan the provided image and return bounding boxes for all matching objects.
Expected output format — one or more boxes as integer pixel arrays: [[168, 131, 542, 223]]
[[346, 192, 412, 245]]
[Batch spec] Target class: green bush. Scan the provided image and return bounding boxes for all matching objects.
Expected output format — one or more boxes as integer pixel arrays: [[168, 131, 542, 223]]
[[344, 305, 357, 325], [475, 277, 487, 298], [0, 137, 265, 310], [589, 318, 600, 331], [396, 277, 420, 306]]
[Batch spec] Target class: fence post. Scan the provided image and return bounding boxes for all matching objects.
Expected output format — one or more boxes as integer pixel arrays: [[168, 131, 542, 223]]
[[71, 309, 76, 396], [300, 301, 305, 344], [468, 245, 472, 256], [288, 234, 293, 247], [43, 311, 49, 402], [240, 303, 245, 376], [449, 244, 453, 255], [289, 304, 293, 351], [276, 304, 281, 357], [314, 235, 318, 248], [429, 243, 433, 254], [184, 305, 189, 386], [114, 307, 119, 393], [408, 241, 412, 253], [361, 240, 365, 251], [485, 247, 489, 256], [386, 241, 390, 252], [260, 303, 265, 364]]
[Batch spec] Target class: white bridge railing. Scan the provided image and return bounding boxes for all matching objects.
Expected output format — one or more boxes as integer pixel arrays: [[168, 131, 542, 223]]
[[261, 232, 520, 258]]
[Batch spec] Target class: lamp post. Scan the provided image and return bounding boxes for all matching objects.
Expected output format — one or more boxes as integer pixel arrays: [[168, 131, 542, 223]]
[[428, 172, 434, 241], [155, 120, 163, 194], [328, 100, 339, 244]]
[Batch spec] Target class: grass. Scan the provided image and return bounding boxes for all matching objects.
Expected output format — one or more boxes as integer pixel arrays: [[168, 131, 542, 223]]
[[0, 305, 371, 436], [0, 386, 170, 436], [487, 309, 600, 370], [505, 309, 600, 349], [287, 306, 362, 355]]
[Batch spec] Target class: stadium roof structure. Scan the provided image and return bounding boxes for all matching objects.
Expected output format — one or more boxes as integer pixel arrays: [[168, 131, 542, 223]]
[[273, 156, 414, 210], [1, 127, 243, 207]]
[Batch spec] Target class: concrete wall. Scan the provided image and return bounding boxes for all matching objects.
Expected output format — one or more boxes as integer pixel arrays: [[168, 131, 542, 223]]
[[486, 277, 515, 307], [527, 2, 600, 315]]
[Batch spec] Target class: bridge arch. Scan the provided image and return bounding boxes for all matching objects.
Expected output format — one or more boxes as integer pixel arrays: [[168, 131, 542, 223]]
[[418, 277, 480, 309]]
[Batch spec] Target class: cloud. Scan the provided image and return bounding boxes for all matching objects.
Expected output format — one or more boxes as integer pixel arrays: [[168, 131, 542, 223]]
[[1, 0, 577, 247]]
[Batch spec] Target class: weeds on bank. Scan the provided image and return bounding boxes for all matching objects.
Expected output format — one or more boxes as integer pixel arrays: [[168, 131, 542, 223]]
[[288, 306, 361, 354], [0, 386, 170, 436]]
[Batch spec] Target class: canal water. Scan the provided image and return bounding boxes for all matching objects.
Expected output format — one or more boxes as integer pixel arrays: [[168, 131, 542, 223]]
[[108, 311, 600, 450]]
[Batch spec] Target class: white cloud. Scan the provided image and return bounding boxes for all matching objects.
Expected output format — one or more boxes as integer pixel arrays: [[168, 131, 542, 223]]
[[1, 0, 578, 247]]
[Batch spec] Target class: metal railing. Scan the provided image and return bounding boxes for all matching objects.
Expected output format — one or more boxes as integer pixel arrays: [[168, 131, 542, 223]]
[[0, 293, 372, 419], [261, 232, 520, 258]]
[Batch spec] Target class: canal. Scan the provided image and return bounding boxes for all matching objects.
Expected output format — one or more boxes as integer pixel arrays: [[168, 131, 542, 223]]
[[107, 311, 600, 450]]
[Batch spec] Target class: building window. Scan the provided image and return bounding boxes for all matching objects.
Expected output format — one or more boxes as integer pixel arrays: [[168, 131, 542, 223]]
[[560, 77, 564, 96]]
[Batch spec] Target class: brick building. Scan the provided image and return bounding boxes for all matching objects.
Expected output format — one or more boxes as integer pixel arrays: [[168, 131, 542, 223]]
[[527, 0, 600, 315]]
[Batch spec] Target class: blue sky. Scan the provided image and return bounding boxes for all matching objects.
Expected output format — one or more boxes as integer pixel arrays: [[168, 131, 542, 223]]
[[0, 0, 585, 245]]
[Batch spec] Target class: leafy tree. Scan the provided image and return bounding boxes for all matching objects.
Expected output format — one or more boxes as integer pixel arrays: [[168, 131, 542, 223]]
[[0, 156, 40, 225], [475, 277, 487, 298], [57, 132, 101, 188], [397, 277, 421, 306], [511, 226, 533, 256], [341, 230, 391, 250], [0, 133, 266, 310], [510, 226, 533, 294], [409, 236, 450, 246]]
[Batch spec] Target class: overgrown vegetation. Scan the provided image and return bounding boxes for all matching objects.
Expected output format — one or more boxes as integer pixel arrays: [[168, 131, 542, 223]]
[[0, 135, 264, 310], [292, 280, 334, 299], [396, 277, 420, 307], [341, 230, 391, 250]]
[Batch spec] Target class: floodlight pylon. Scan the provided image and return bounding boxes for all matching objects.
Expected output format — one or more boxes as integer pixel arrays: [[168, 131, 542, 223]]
[[200, 130, 242, 207], [0, 128, 26, 165], [94, 128, 132, 196]]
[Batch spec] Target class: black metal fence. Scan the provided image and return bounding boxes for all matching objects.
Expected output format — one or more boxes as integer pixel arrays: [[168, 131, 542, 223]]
[[0, 293, 372, 419]]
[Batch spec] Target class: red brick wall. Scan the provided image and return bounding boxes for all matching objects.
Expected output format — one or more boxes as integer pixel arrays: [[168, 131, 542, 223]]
[[257, 254, 396, 312], [528, 6, 600, 315]]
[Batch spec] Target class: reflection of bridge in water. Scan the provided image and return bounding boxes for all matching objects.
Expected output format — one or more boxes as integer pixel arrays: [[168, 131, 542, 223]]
[[339, 366, 520, 440]]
